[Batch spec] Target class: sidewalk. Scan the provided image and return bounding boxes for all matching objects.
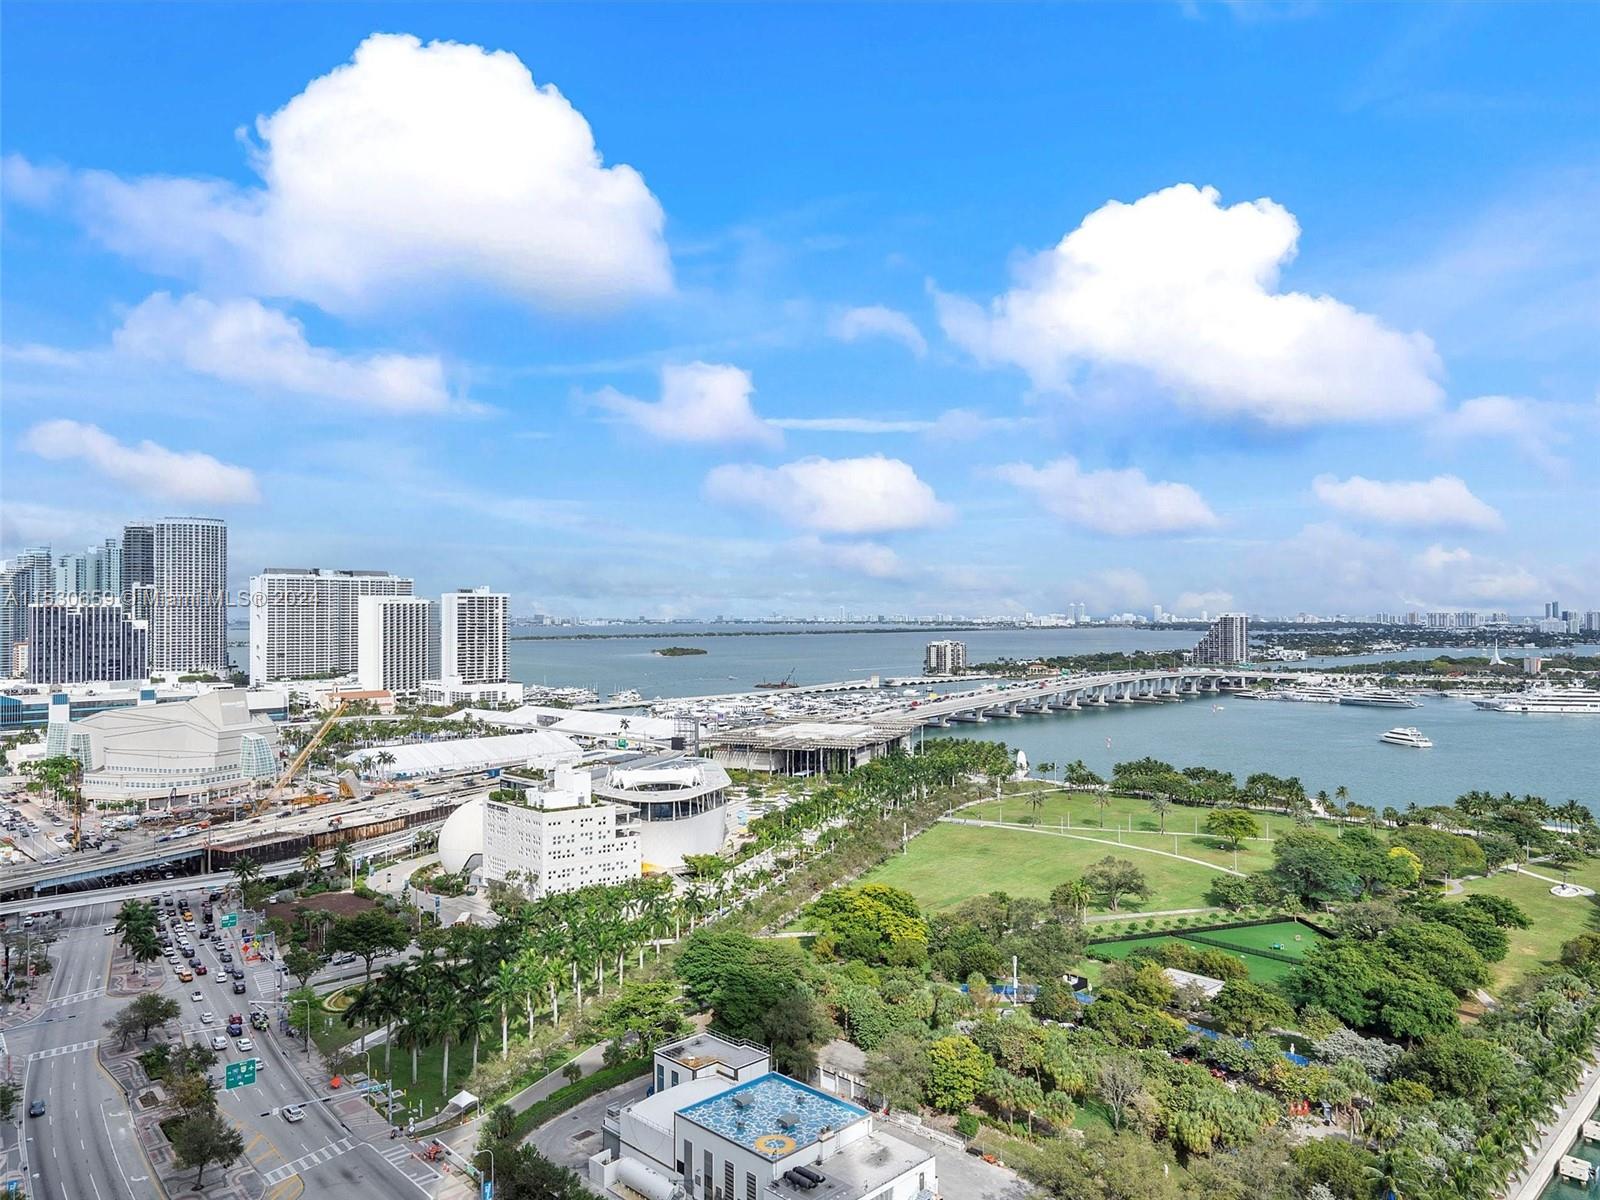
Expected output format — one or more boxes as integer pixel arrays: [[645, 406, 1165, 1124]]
[[433, 1038, 612, 1154], [1506, 1059, 1600, 1200]]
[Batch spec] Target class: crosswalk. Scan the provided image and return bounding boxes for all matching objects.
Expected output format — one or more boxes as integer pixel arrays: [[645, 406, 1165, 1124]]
[[29, 1039, 98, 1062], [260, 1136, 357, 1185], [48, 987, 106, 1007], [371, 1140, 445, 1191]]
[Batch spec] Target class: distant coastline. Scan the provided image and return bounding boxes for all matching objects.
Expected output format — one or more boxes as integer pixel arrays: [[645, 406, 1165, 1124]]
[[654, 646, 708, 656]]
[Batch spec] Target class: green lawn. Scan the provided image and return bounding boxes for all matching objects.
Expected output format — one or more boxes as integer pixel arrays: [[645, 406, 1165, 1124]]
[[1088, 921, 1325, 985], [861, 821, 1229, 914], [1455, 864, 1600, 989], [965, 788, 1294, 873], [304, 1008, 484, 1123]]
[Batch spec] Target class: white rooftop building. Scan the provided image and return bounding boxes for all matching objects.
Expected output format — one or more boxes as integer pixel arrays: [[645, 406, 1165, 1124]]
[[51, 687, 282, 806], [594, 1034, 936, 1200], [437, 765, 641, 895], [349, 729, 580, 780]]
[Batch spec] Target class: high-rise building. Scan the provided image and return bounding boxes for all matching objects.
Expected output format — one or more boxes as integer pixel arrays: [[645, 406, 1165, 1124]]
[[357, 595, 435, 694], [146, 518, 229, 675], [249, 568, 414, 684], [1584, 612, 1600, 634], [1, 546, 55, 677], [440, 587, 509, 684], [923, 640, 967, 675], [1546, 601, 1562, 620], [26, 599, 148, 684], [1190, 613, 1249, 665], [121, 522, 154, 603]]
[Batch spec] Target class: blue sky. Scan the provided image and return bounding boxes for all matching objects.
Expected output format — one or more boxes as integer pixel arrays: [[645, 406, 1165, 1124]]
[[3, 2, 1596, 618]]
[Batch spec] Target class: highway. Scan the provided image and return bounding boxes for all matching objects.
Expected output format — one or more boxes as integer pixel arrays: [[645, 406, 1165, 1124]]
[[7, 903, 153, 1200]]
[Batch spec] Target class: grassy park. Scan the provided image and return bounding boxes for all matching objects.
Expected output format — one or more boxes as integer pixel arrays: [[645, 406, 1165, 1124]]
[[1456, 863, 1600, 988], [861, 819, 1230, 913]]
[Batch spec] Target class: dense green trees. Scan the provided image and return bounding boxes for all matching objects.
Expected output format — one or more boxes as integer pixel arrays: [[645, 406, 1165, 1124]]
[[1082, 857, 1151, 912], [924, 1035, 991, 1111]]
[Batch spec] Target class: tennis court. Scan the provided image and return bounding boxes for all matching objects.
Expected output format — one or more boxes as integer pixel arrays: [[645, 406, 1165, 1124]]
[[1089, 920, 1324, 985]]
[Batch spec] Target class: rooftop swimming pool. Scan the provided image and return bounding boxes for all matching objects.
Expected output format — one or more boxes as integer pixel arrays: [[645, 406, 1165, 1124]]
[[678, 1073, 867, 1158]]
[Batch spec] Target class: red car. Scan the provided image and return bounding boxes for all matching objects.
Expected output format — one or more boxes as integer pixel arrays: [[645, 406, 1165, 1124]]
[[195, 964, 208, 975]]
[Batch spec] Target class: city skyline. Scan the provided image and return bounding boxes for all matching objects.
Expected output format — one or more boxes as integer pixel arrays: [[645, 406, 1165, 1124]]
[[3, 6, 1597, 619]]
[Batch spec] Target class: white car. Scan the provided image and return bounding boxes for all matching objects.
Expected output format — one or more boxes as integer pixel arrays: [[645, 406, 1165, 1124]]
[[281, 1104, 305, 1123], [103, 924, 117, 936], [199, 1012, 215, 1024], [235, 1037, 254, 1052], [210, 1035, 227, 1051], [189, 990, 204, 1002]]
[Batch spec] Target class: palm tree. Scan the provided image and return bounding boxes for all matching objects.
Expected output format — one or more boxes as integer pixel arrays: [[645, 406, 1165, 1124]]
[[300, 846, 322, 876], [1148, 794, 1171, 834], [491, 960, 522, 1060], [425, 973, 465, 1094], [232, 856, 262, 889], [331, 838, 353, 883]]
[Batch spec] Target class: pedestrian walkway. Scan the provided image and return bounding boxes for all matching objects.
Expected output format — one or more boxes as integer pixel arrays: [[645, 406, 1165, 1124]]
[[261, 1136, 357, 1184], [942, 816, 1246, 875], [1507, 1062, 1600, 1200], [29, 1038, 98, 1061]]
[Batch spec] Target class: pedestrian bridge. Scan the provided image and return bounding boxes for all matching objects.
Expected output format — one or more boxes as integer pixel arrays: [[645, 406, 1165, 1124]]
[[880, 668, 1294, 729]]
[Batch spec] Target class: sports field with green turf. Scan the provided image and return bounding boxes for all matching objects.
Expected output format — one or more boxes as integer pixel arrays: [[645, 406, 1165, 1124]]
[[1089, 920, 1325, 985]]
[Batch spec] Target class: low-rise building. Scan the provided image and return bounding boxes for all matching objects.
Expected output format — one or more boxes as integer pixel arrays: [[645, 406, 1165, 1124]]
[[419, 678, 525, 707], [703, 721, 911, 775], [591, 753, 731, 872], [49, 687, 282, 807], [594, 1039, 936, 1200]]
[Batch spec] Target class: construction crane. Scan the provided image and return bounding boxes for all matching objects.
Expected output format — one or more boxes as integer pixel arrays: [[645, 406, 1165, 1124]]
[[252, 699, 348, 815]]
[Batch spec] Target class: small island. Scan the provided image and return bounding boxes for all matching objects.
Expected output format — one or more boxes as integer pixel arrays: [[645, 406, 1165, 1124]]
[[654, 646, 708, 656]]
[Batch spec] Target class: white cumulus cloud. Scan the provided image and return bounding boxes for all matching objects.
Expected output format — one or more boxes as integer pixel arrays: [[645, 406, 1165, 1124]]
[[22, 420, 260, 505], [830, 305, 928, 357], [705, 455, 950, 535], [996, 457, 1219, 536], [7, 33, 669, 314], [1312, 474, 1502, 531], [1435, 394, 1566, 473], [114, 292, 454, 413], [592, 362, 780, 447], [789, 535, 908, 580], [1175, 590, 1235, 614], [936, 183, 1443, 426]]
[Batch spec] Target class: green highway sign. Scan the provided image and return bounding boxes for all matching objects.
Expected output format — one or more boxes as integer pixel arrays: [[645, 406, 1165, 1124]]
[[225, 1058, 258, 1089], [220, 912, 238, 928]]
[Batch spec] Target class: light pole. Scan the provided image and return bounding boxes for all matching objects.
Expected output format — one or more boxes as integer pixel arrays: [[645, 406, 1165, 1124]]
[[295, 995, 314, 1057], [475, 1148, 495, 1200]]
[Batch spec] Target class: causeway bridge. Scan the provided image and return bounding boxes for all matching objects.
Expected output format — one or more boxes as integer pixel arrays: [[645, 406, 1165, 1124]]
[[877, 668, 1295, 729]]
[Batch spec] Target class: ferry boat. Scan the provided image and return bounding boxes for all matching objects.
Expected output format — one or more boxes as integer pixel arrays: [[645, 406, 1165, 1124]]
[[1380, 726, 1433, 748], [1339, 689, 1421, 709], [1471, 687, 1600, 715]]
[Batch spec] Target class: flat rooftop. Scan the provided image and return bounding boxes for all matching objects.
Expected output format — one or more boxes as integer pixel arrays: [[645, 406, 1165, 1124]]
[[679, 1073, 867, 1158], [769, 1128, 932, 1199], [659, 1032, 769, 1072]]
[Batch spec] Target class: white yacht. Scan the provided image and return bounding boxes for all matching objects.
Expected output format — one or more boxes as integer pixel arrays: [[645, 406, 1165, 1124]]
[[608, 688, 644, 705], [1471, 688, 1600, 715], [1380, 726, 1433, 748], [1339, 689, 1421, 709]]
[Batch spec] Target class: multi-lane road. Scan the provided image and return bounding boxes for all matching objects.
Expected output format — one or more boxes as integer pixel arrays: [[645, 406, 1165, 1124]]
[[5, 901, 153, 1200], [7, 895, 453, 1200]]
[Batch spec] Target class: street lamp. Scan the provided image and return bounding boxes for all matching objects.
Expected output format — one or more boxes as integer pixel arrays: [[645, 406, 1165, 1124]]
[[475, 1148, 495, 1200], [294, 994, 314, 1057]]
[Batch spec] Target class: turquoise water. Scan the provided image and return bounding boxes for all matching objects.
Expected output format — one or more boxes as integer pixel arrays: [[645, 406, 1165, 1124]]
[[926, 690, 1599, 809]]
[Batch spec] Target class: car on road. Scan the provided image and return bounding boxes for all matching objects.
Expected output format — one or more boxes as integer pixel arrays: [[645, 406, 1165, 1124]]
[[178, 969, 194, 982], [200, 1011, 214, 1024], [210, 1034, 227, 1050], [189, 990, 204, 1002], [101, 842, 121, 853], [281, 1104, 305, 1123], [229, 967, 245, 979], [235, 1037, 254, 1052], [219, 950, 233, 962], [195, 964, 208, 975], [232, 981, 247, 994], [330, 952, 356, 966], [104, 923, 117, 935], [249, 1012, 269, 1031], [29, 1100, 46, 1117]]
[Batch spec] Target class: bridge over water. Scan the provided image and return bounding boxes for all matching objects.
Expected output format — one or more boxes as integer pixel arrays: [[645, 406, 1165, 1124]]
[[876, 668, 1296, 729]]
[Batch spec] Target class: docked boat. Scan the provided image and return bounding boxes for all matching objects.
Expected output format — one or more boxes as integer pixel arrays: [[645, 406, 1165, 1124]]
[[608, 688, 643, 705], [1339, 689, 1421, 708], [1471, 687, 1600, 715], [1380, 726, 1433, 748]]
